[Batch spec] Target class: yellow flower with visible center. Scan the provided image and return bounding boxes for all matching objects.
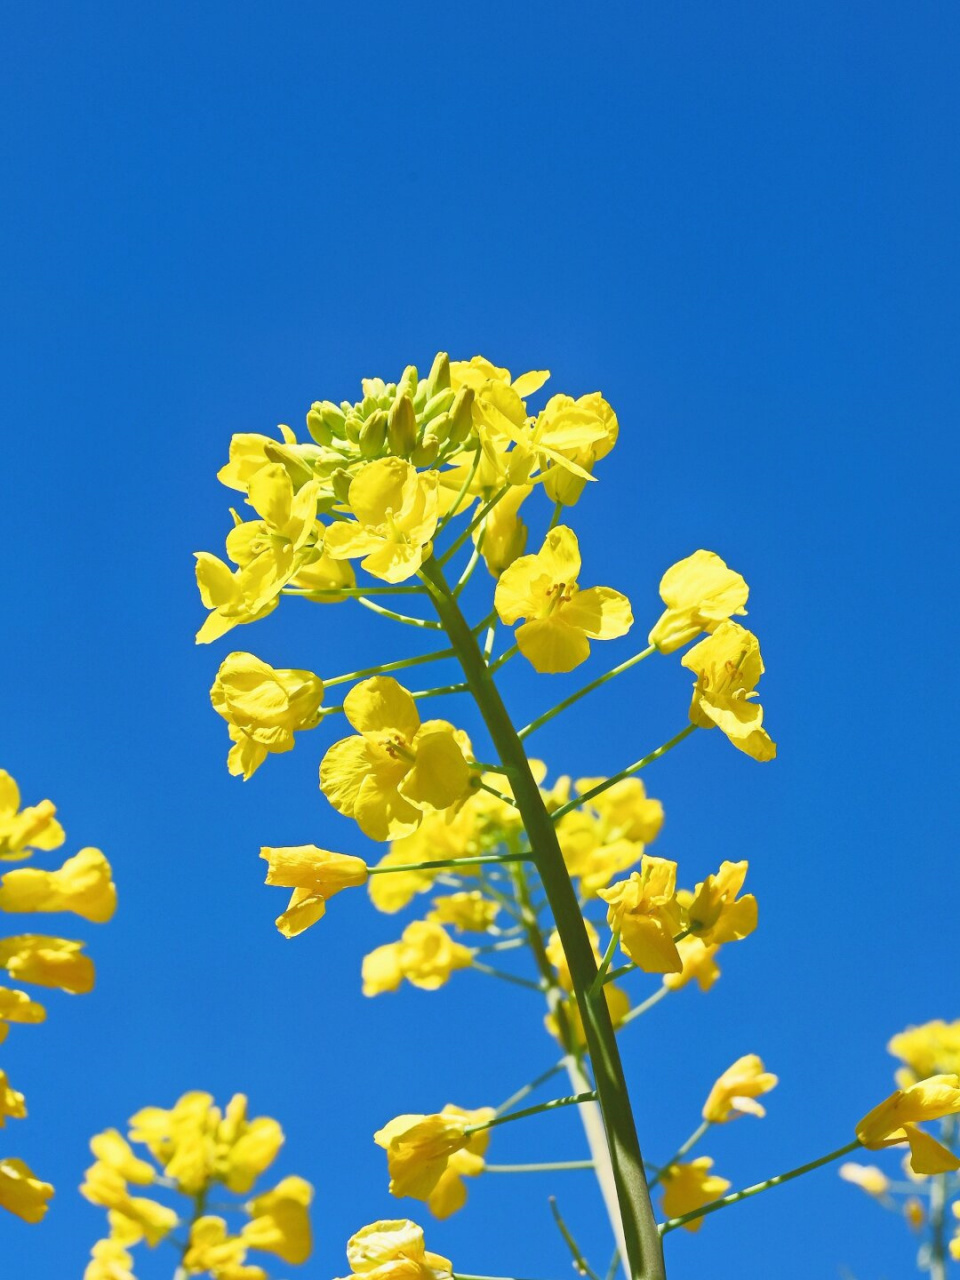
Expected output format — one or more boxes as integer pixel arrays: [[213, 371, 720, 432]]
[[599, 857, 683, 974], [681, 621, 775, 761], [211, 652, 325, 780], [260, 845, 369, 938], [649, 551, 749, 654], [889, 1019, 960, 1087], [242, 1174, 314, 1265], [660, 1158, 730, 1231], [0, 935, 95, 994], [682, 860, 757, 946], [336, 1218, 453, 1280], [0, 771, 64, 861], [427, 892, 499, 934], [195, 463, 322, 644], [374, 1105, 494, 1215], [324, 458, 440, 583], [362, 922, 472, 996], [320, 677, 473, 843], [0, 847, 116, 923], [495, 526, 633, 674], [702, 1054, 778, 1122], [838, 1162, 891, 1197], [857, 1075, 960, 1174], [537, 392, 619, 507], [0, 1158, 53, 1223], [663, 936, 721, 992]]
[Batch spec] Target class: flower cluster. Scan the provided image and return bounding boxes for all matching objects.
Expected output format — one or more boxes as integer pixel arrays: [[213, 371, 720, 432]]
[[0, 769, 117, 1225], [81, 1092, 313, 1280]]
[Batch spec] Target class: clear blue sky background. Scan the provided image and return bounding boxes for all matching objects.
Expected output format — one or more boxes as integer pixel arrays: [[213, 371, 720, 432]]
[[2, 3, 957, 1278]]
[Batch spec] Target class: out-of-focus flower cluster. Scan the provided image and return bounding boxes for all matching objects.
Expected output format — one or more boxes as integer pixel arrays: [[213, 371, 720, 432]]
[[81, 1092, 313, 1280], [0, 769, 117, 1225]]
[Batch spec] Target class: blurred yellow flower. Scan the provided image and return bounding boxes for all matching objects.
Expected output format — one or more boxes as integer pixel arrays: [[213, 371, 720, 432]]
[[682, 860, 757, 946], [495, 526, 632, 674], [0, 935, 95, 994], [702, 1054, 778, 1123], [0, 771, 64, 860], [0, 1157, 53, 1223], [427, 892, 498, 934], [889, 1019, 960, 1087], [660, 1157, 730, 1231], [838, 1162, 891, 1197], [362, 922, 472, 996], [663, 936, 721, 992], [242, 1175, 314, 1265]]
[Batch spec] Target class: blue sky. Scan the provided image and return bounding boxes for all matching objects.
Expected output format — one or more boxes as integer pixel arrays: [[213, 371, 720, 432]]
[[2, 2, 958, 1277]]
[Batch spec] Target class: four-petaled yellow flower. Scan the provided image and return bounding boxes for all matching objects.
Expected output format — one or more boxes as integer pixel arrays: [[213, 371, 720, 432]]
[[260, 845, 368, 938], [321, 678, 473, 842], [211, 652, 325, 780], [702, 1054, 778, 1122], [660, 1157, 730, 1231], [599, 857, 683, 973], [335, 1218, 453, 1280], [324, 458, 440, 583], [374, 1105, 494, 1218], [682, 621, 775, 761], [495, 526, 632, 673], [362, 922, 472, 996], [649, 550, 749, 654], [682, 860, 757, 945], [857, 1075, 960, 1174], [537, 392, 619, 507]]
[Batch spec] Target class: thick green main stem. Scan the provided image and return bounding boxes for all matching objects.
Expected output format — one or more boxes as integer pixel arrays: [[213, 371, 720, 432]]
[[420, 557, 665, 1280]]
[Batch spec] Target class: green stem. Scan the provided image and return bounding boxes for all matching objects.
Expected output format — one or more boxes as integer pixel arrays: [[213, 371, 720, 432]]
[[478, 781, 519, 808], [471, 960, 543, 991], [455, 541, 483, 597], [591, 931, 620, 995], [325, 646, 454, 687], [434, 443, 482, 538], [648, 1121, 710, 1191], [440, 486, 510, 565], [552, 726, 697, 823], [419, 556, 665, 1280], [519, 647, 656, 740], [355, 596, 444, 629], [550, 1196, 601, 1280], [367, 852, 531, 877], [284, 584, 425, 597], [475, 1092, 597, 1133], [930, 1116, 956, 1280], [490, 642, 520, 672], [409, 682, 470, 700], [486, 1161, 596, 1173], [619, 985, 671, 1028], [495, 1060, 568, 1117], [659, 1139, 863, 1235]]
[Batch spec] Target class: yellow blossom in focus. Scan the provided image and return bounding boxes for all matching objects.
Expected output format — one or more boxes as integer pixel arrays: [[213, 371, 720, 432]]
[[211, 652, 325, 780], [374, 1105, 493, 1214], [0, 847, 116, 923], [0, 1070, 26, 1126], [324, 459, 440, 583], [84, 1238, 136, 1280], [663, 936, 721, 992], [702, 1054, 778, 1122], [660, 1158, 730, 1231], [682, 860, 757, 946], [495, 526, 632, 674], [427, 892, 499, 933], [450, 356, 549, 400], [336, 1218, 453, 1280], [260, 845, 368, 938], [321, 677, 472, 842], [857, 1075, 960, 1174], [242, 1175, 314, 1265], [648, 550, 749, 654], [838, 1161, 891, 1197], [195, 465, 322, 644], [362, 922, 472, 996], [599, 857, 683, 974], [889, 1019, 960, 1087], [538, 392, 619, 506], [0, 771, 64, 860], [681, 621, 775, 761], [0, 935, 95, 994], [0, 1157, 53, 1223]]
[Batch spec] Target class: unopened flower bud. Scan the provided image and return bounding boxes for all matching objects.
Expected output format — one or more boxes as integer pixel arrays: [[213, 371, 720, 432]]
[[396, 364, 419, 402], [423, 351, 451, 398], [388, 393, 418, 457], [447, 386, 475, 446], [359, 409, 388, 458], [331, 468, 353, 504], [410, 434, 440, 467], [421, 388, 456, 424]]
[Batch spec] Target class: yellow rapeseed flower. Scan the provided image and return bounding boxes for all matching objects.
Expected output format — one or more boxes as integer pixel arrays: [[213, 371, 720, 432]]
[[324, 458, 440, 583], [0, 847, 116, 923], [702, 1054, 778, 1122], [857, 1076, 960, 1174], [682, 860, 757, 946], [0, 986, 46, 1038], [374, 1105, 493, 1214], [474, 484, 530, 578], [84, 1239, 136, 1280], [211, 652, 325, 780], [649, 551, 749, 654], [681, 621, 775, 761], [183, 1215, 264, 1279], [599, 857, 684, 974], [889, 1019, 960, 1087], [242, 1175, 314, 1265], [361, 922, 472, 996], [427, 892, 499, 934], [320, 677, 472, 842], [557, 777, 663, 896], [336, 1218, 453, 1280], [838, 1162, 891, 1197], [0, 771, 64, 860], [0, 1158, 54, 1223], [260, 845, 369, 938], [495, 526, 632, 674], [663, 936, 721, 992], [0, 935, 95, 994], [0, 1069, 26, 1126], [660, 1158, 730, 1231]]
